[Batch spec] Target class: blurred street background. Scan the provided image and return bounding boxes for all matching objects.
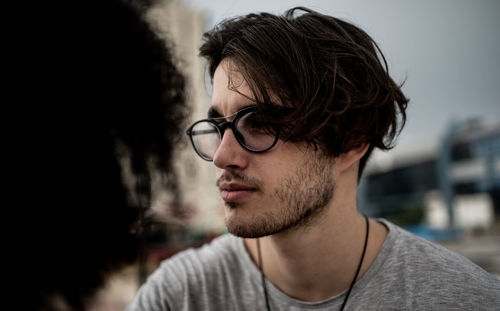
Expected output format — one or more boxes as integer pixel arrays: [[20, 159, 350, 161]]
[[80, 0, 500, 309]]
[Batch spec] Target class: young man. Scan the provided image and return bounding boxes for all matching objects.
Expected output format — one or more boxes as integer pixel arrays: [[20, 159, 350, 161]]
[[128, 7, 500, 310]]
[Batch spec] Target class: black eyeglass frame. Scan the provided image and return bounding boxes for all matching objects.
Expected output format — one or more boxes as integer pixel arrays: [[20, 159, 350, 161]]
[[186, 106, 280, 161]]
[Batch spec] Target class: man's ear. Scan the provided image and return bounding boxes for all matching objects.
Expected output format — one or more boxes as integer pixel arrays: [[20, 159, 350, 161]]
[[337, 143, 369, 173]]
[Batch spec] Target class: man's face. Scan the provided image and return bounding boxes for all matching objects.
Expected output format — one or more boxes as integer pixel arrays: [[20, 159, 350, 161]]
[[212, 59, 336, 238]]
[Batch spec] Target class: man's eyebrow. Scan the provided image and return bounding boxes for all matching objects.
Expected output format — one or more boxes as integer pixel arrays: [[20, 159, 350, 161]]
[[207, 106, 221, 118], [208, 103, 257, 120]]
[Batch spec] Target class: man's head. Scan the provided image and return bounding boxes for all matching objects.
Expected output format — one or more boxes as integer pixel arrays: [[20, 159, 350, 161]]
[[199, 7, 408, 179], [192, 7, 408, 238]]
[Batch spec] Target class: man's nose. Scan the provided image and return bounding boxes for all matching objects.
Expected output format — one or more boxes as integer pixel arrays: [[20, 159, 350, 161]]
[[213, 128, 249, 170]]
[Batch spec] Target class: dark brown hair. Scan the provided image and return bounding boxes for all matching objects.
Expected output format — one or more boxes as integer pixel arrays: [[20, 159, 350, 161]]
[[200, 6, 408, 179]]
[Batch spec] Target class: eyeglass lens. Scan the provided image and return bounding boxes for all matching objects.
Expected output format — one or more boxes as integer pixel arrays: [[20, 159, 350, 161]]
[[190, 110, 276, 160], [237, 111, 276, 151], [190, 122, 221, 160]]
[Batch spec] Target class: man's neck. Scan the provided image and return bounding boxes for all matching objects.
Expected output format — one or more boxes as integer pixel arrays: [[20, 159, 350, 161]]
[[244, 203, 388, 302]]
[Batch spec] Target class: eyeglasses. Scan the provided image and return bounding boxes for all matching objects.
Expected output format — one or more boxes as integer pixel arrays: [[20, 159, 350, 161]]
[[186, 106, 279, 161]]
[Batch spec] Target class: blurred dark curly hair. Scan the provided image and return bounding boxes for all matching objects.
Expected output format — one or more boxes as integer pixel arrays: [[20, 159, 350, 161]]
[[200, 7, 408, 178], [22, 0, 187, 309]]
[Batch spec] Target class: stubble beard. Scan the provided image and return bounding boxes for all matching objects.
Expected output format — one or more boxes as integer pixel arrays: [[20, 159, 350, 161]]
[[226, 154, 335, 238]]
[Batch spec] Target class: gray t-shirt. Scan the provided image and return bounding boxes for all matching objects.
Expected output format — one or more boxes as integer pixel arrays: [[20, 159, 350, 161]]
[[127, 220, 500, 310]]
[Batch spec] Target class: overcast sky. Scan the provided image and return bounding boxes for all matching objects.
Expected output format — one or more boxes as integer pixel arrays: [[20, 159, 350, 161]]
[[183, 0, 500, 153]]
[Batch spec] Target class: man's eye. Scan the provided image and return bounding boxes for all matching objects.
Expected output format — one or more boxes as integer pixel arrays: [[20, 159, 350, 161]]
[[247, 119, 261, 128], [245, 122, 272, 136]]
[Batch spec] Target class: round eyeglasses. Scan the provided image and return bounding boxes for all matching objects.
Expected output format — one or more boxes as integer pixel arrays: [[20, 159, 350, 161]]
[[186, 106, 279, 161]]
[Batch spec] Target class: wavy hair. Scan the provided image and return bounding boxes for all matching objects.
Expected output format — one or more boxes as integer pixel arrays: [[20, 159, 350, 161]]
[[200, 7, 408, 178]]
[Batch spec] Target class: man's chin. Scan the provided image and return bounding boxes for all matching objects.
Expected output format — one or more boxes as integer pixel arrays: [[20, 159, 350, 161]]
[[224, 215, 283, 239], [224, 216, 258, 238], [226, 226, 270, 239]]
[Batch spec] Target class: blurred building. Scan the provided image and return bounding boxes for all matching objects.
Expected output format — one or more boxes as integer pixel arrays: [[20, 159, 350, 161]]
[[360, 119, 500, 233], [146, 0, 225, 236]]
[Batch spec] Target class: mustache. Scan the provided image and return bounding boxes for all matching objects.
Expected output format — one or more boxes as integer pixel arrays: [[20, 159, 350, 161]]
[[216, 171, 262, 189]]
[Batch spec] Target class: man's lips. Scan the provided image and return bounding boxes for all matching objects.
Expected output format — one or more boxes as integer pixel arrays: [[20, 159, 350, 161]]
[[219, 183, 257, 202]]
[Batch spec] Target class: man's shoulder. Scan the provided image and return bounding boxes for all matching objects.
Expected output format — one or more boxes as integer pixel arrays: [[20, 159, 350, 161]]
[[127, 234, 252, 310], [383, 221, 488, 273], [160, 233, 242, 273], [375, 220, 500, 300], [352, 220, 500, 310], [139, 234, 245, 298]]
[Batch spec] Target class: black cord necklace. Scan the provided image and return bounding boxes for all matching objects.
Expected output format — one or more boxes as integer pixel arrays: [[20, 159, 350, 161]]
[[257, 214, 370, 311]]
